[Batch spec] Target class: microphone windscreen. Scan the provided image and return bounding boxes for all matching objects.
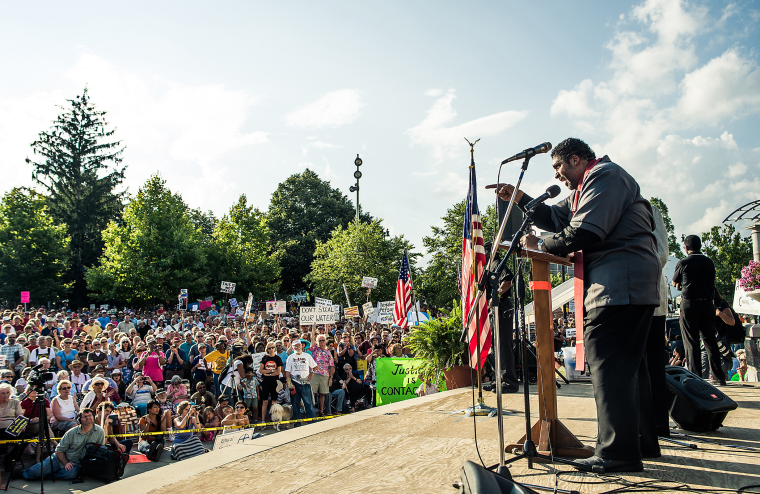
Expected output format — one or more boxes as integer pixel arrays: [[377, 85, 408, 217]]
[[547, 185, 561, 198]]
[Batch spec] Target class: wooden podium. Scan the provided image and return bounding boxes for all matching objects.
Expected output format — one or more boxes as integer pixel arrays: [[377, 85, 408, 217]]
[[499, 241, 594, 459]]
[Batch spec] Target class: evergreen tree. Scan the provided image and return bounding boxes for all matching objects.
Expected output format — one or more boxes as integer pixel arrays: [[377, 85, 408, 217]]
[[27, 88, 127, 305], [0, 188, 70, 305]]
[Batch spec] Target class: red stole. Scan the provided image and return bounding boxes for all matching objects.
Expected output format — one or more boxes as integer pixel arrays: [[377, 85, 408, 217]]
[[572, 158, 602, 370]]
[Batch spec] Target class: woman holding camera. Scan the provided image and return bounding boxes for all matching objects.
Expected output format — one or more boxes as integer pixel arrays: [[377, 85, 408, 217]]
[[137, 338, 166, 385], [127, 373, 157, 416], [171, 401, 206, 460]]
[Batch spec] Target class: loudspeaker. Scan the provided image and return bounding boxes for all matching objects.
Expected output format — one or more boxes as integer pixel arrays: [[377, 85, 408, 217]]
[[458, 461, 539, 494], [497, 198, 524, 243], [665, 366, 737, 432]]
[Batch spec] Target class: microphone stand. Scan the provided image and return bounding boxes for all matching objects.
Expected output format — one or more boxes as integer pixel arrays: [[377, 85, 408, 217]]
[[485, 202, 593, 474]]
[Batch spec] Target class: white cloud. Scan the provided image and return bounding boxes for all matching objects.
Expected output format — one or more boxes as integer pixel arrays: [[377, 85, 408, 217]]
[[0, 52, 268, 207], [309, 141, 340, 149], [283, 89, 365, 129], [425, 88, 444, 97], [673, 48, 760, 124], [433, 171, 468, 199], [550, 0, 760, 239], [407, 89, 528, 163]]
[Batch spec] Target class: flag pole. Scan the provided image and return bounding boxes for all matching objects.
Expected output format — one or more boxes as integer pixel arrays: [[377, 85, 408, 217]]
[[464, 138, 496, 416], [406, 248, 422, 326]]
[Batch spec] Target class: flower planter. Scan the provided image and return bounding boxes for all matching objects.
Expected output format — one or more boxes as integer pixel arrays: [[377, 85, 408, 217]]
[[747, 289, 760, 303], [443, 365, 473, 390]]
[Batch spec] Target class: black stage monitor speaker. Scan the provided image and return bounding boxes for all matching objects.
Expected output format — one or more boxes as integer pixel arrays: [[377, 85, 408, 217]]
[[497, 198, 524, 244], [665, 366, 737, 432], [458, 461, 540, 494]]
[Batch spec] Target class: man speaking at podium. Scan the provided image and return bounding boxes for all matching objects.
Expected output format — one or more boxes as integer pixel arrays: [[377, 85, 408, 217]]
[[492, 138, 660, 472]]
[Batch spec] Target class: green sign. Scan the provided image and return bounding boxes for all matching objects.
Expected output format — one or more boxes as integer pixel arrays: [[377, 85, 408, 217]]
[[376, 358, 425, 405]]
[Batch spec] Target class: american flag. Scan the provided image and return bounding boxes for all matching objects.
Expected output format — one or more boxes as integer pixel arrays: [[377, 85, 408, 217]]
[[393, 250, 413, 328], [462, 163, 491, 370]]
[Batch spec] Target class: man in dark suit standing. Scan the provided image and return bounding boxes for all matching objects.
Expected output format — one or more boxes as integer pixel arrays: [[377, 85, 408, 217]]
[[672, 235, 726, 385]]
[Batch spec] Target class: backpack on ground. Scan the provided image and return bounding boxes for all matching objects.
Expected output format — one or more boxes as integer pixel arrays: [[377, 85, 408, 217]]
[[80, 444, 128, 483]]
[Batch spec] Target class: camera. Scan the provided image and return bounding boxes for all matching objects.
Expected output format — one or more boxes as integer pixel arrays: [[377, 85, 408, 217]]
[[27, 364, 54, 389]]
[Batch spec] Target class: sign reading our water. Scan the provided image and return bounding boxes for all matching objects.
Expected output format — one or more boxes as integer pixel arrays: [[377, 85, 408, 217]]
[[300, 306, 338, 325], [376, 301, 395, 325]]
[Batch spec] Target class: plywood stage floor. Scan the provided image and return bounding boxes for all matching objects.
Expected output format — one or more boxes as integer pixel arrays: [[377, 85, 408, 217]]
[[148, 381, 760, 494]]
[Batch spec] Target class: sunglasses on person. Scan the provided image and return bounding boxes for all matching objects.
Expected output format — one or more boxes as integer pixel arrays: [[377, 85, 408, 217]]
[[235, 405, 246, 409], [59, 386, 71, 390], [93, 383, 104, 387]]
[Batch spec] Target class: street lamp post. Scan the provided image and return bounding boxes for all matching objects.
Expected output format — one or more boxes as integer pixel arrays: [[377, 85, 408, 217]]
[[349, 154, 362, 222]]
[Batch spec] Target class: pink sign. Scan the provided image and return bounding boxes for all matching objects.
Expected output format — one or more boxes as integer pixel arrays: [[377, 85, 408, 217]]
[[20, 291, 30, 304], [198, 301, 212, 310]]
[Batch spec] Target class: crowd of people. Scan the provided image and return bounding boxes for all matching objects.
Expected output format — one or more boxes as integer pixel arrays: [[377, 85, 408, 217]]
[[0, 305, 416, 480]]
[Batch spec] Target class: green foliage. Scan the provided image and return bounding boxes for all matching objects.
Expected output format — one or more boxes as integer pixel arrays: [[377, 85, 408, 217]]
[[0, 188, 70, 304], [86, 174, 207, 304], [189, 208, 217, 242], [701, 224, 752, 303], [27, 88, 127, 305], [206, 194, 281, 300], [650, 197, 684, 259], [306, 219, 415, 305], [419, 199, 498, 309], [407, 300, 465, 382], [268, 169, 366, 294]]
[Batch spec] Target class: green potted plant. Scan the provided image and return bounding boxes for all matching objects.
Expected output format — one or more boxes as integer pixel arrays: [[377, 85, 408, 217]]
[[407, 300, 472, 389]]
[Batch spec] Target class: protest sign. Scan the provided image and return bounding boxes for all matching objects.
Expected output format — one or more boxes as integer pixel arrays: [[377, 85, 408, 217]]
[[220, 281, 236, 294], [300, 306, 338, 325], [266, 300, 286, 314], [244, 292, 253, 319], [229, 298, 238, 308], [89, 304, 96, 310], [315, 297, 332, 307], [213, 428, 263, 451], [20, 292, 29, 304], [251, 352, 265, 374], [376, 301, 395, 325], [198, 301, 212, 310], [362, 301, 375, 318], [565, 327, 577, 338], [5, 416, 30, 437], [361, 277, 378, 289], [235, 308, 244, 317], [344, 306, 359, 318], [375, 358, 445, 405]]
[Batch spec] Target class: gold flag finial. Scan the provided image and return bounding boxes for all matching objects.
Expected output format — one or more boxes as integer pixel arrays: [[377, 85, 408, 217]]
[[464, 138, 480, 167]]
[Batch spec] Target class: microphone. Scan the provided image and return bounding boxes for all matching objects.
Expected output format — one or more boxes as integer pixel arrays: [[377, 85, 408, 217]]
[[501, 142, 552, 164], [524, 185, 561, 210]]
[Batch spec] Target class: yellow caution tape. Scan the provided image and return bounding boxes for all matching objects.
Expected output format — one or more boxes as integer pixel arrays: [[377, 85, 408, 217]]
[[0, 414, 342, 444]]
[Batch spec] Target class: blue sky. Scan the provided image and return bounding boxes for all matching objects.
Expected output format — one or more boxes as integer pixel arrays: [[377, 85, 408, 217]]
[[1, 0, 758, 263]]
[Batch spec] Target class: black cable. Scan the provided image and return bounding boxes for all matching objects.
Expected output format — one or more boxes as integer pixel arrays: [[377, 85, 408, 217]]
[[555, 470, 758, 494], [469, 333, 487, 469]]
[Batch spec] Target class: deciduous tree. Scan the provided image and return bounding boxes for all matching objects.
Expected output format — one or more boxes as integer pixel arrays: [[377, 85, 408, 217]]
[[0, 188, 70, 305], [701, 224, 752, 303], [307, 220, 416, 305], [86, 175, 206, 304], [268, 169, 368, 294]]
